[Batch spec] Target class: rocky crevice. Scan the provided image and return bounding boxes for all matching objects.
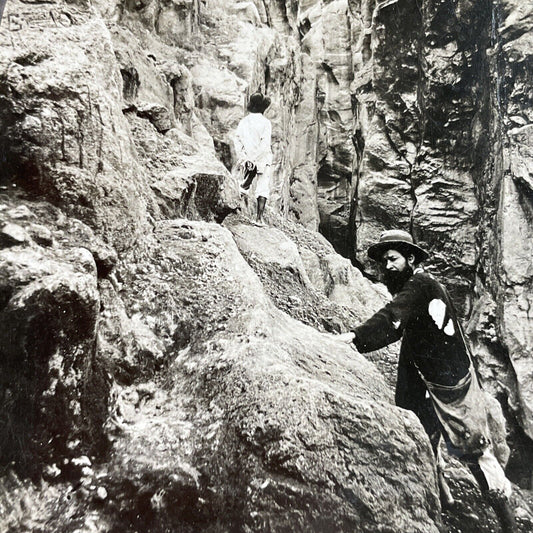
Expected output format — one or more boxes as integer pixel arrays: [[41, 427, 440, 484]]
[[311, 0, 533, 487], [0, 1, 532, 532]]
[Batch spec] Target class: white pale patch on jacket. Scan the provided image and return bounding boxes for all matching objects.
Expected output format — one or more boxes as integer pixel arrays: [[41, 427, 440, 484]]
[[428, 298, 446, 329], [428, 298, 456, 336], [443, 320, 455, 336]]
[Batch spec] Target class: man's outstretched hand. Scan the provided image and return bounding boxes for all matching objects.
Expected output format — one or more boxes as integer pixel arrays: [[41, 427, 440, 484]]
[[335, 332, 355, 344]]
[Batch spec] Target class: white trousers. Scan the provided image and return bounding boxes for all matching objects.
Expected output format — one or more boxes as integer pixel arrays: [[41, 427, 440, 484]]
[[255, 165, 271, 199]]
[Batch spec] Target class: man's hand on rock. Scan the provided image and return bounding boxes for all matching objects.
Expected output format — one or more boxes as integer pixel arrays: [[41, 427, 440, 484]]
[[329, 332, 355, 344], [338, 332, 355, 344]]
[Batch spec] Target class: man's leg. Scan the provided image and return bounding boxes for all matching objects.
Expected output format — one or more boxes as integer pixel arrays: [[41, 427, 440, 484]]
[[419, 404, 456, 508], [253, 166, 270, 225], [396, 355, 454, 506], [465, 457, 517, 533], [256, 196, 266, 224]]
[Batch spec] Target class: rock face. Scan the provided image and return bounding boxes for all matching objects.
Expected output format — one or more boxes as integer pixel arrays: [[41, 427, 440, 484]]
[[0, 0, 532, 532], [301, 0, 533, 476], [0, 5, 151, 251], [100, 219, 439, 533], [0, 199, 109, 476]]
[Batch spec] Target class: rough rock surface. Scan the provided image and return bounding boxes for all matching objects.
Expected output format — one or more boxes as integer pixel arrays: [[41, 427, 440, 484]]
[[98, 220, 440, 533], [0, 197, 109, 476], [304, 0, 533, 482], [0, 3, 151, 252], [0, 0, 532, 532], [224, 211, 401, 386]]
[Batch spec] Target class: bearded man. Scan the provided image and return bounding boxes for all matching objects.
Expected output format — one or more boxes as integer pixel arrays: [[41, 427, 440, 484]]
[[343, 230, 517, 533]]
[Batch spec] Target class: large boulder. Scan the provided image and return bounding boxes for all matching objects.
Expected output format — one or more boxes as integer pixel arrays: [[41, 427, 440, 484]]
[[0, 198, 108, 476], [98, 219, 441, 533], [224, 212, 400, 385]]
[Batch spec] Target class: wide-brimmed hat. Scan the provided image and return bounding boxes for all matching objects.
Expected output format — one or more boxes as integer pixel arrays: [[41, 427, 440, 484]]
[[367, 229, 429, 263], [247, 92, 271, 113]]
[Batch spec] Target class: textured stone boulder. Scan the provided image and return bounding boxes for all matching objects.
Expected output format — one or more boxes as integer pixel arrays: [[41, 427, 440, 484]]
[[0, 0, 241, 251], [0, 198, 108, 476], [98, 220, 441, 533], [224, 212, 400, 384], [0, 2, 151, 252]]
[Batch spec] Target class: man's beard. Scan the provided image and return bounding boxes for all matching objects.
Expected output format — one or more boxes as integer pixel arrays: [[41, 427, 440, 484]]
[[384, 266, 414, 295]]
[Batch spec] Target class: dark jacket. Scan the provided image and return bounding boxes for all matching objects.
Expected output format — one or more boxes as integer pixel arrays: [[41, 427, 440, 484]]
[[353, 271, 471, 392]]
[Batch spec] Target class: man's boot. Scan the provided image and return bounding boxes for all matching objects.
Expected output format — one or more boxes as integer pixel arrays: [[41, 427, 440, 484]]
[[486, 489, 518, 533]]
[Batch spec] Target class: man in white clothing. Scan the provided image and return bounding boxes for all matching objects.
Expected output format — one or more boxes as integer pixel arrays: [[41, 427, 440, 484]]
[[233, 92, 273, 226]]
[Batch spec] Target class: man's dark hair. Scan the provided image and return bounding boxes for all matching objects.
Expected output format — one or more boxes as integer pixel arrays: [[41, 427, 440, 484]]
[[247, 92, 271, 113]]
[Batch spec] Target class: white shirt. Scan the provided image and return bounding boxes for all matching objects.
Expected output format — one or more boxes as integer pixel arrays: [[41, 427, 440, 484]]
[[233, 113, 273, 173]]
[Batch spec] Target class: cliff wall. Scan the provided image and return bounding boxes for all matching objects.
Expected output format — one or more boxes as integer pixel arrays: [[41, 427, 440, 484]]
[[0, 1, 532, 532]]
